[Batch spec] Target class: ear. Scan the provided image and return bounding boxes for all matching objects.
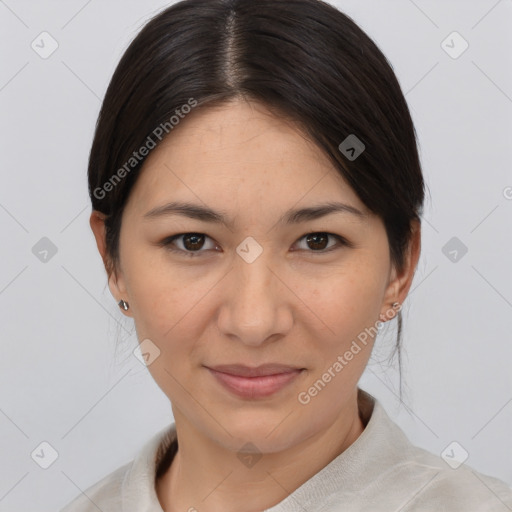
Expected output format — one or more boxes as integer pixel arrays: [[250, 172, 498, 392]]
[[89, 210, 132, 317], [379, 219, 421, 322]]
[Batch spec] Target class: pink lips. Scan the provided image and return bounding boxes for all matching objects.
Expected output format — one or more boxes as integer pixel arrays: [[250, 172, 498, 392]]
[[206, 364, 304, 399]]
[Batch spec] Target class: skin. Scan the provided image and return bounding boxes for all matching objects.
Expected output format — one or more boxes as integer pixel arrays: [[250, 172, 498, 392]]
[[90, 98, 421, 512]]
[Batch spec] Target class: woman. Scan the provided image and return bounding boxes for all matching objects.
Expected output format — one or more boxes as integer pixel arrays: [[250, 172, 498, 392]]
[[61, 0, 512, 510]]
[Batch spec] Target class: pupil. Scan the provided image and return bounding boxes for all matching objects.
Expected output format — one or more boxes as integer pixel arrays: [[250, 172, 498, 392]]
[[184, 234, 203, 250], [307, 233, 327, 250]]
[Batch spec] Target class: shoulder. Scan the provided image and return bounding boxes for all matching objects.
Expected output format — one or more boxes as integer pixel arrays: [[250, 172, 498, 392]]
[[59, 461, 131, 512], [394, 444, 512, 511], [369, 403, 512, 511], [346, 391, 512, 511], [59, 423, 176, 512]]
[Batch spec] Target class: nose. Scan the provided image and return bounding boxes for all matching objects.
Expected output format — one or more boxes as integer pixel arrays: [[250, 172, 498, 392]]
[[216, 250, 293, 347]]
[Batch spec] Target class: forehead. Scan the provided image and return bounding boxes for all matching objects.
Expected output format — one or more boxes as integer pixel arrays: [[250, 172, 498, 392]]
[[125, 99, 366, 217]]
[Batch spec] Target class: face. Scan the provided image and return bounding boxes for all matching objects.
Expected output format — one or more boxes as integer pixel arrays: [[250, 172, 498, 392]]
[[92, 99, 417, 454]]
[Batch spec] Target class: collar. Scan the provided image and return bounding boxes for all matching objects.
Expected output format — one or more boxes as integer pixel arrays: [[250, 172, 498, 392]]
[[120, 388, 402, 511]]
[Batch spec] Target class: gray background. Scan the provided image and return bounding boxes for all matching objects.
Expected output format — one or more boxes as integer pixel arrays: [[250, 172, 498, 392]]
[[1, 0, 511, 510]]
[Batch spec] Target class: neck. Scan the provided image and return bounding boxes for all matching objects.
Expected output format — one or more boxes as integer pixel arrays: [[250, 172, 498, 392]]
[[156, 394, 365, 512]]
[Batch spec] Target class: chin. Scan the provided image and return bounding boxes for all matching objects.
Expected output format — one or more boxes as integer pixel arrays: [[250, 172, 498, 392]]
[[210, 408, 306, 452]]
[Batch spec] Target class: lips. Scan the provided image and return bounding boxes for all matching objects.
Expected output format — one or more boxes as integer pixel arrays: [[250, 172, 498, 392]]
[[205, 364, 305, 399], [208, 363, 303, 377]]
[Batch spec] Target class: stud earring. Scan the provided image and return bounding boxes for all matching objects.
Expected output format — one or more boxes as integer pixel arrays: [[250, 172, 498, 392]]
[[118, 299, 129, 311]]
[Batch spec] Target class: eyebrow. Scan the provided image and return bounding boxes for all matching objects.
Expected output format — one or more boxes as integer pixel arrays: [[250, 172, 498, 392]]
[[143, 200, 367, 228]]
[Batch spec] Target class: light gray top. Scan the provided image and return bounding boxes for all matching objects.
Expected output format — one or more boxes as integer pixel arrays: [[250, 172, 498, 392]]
[[60, 388, 512, 511]]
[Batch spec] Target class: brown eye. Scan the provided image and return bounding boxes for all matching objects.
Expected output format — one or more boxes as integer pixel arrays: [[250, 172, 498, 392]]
[[306, 233, 329, 250], [295, 232, 349, 253], [161, 233, 217, 256], [182, 233, 205, 251]]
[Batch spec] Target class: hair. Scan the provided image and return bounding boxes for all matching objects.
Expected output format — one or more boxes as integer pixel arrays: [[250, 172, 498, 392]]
[[88, 0, 426, 399]]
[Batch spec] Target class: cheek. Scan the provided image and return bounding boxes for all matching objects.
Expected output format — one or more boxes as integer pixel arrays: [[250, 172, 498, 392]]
[[122, 246, 206, 334], [303, 263, 387, 348], [295, 269, 383, 414]]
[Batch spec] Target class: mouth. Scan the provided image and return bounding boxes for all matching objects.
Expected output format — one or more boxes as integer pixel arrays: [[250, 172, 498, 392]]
[[205, 364, 305, 399]]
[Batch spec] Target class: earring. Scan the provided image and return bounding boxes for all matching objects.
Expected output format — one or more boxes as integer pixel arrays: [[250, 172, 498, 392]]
[[392, 302, 401, 309], [118, 299, 129, 311]]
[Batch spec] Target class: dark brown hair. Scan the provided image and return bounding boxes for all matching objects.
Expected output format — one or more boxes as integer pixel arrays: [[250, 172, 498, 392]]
[[88, 0, 426, 396]]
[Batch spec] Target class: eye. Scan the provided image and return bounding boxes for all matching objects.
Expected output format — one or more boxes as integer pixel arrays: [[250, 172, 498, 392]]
[[293, 232, 350, 254], [159, 231, 351, 257], [160, 233, 218, 257]]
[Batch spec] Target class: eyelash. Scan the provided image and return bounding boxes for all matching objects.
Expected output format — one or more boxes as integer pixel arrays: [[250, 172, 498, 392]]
[[159, 232, 352, 257]]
